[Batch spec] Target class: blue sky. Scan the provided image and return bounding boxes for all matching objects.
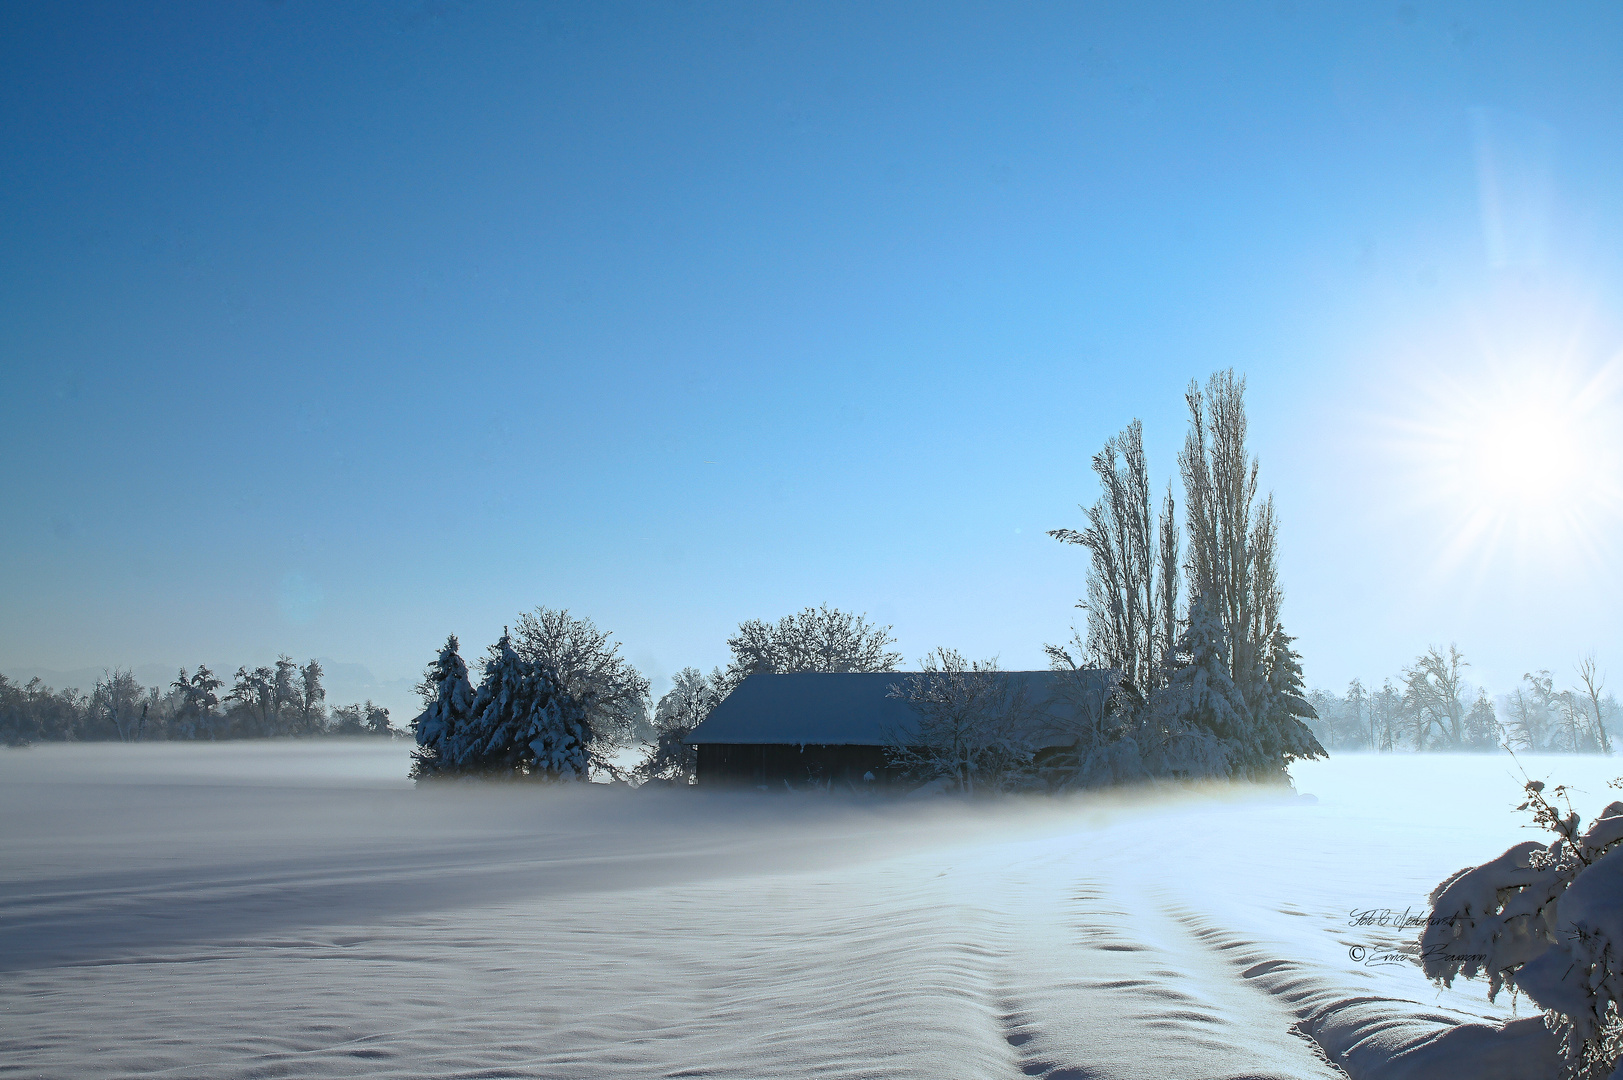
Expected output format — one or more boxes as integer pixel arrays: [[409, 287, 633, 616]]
[[4, 1, 1623, 718]]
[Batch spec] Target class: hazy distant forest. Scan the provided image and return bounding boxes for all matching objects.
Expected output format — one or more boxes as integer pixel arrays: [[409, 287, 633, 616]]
[[5, 369, 1615, 773], [0, 659, 396, 745], [1304, 648, 1618, 755]]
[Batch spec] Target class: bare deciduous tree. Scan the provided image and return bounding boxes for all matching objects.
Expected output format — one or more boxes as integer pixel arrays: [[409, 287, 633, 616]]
[[1402, 645, 1470, 750], [722, 604, 902, 690], [1180, 369, 1264, 697], [513, 608, 651, 750], [1578, 655, 1612, 756], [884, 649, 1037, 795], [91, 668, 144, 742]]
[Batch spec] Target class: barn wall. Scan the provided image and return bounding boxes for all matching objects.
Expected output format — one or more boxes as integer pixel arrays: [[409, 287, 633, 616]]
[[695, 743, 904, 789]]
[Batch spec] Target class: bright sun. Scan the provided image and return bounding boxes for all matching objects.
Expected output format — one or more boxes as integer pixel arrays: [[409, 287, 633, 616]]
[[1402, 363, 1622, 570], [1446, 393, 1590, 514]]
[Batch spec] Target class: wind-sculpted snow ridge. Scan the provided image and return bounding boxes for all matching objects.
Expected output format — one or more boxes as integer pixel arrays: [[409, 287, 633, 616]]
[[2, 745, 1618, 1079]]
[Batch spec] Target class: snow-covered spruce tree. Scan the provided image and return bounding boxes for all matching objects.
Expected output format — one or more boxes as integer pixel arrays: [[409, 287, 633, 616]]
[[439, 631, 596, 780], [1253, 625, 1326, 780], [410, 635, 475, 779], [1147, 596, 1241, 779], [635, 666, 721, 783], [1424, 781, 1623, 1080]]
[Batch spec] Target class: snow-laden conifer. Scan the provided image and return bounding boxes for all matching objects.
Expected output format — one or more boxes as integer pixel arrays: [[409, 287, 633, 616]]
[[442, 631, 595, 780], [1253, 625, 1326, 779], [1154, 596, 1242, 778], [410, 635, 475, 779]]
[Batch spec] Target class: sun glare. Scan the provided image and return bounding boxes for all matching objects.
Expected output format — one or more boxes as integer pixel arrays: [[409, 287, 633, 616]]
[[1396, 359, 1623, 572], [1446, 393, 1589, 513]]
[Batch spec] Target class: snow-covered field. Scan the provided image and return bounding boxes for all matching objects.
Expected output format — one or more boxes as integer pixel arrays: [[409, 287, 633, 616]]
[[3, 743, 1618, 1079]]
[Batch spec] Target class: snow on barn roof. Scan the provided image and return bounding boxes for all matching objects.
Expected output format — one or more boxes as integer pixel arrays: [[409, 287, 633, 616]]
[[685, 670, 1113, 747]]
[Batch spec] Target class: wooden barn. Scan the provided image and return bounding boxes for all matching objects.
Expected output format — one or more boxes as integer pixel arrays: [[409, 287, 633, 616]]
[[685, 670, 1109, 789]]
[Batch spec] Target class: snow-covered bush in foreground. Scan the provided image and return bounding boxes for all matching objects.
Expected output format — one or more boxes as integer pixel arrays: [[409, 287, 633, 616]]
[[1424, 779, 1623, 1079]]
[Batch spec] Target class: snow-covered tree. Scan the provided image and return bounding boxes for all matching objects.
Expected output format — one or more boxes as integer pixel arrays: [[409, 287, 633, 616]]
[[1252, 625, 1326, 778], [1403, 645, 1471, 750], [170, 666, 221, 741], [1512, 670, 1563, 752], [513, 608, 650, 749], [1306, 679, 1372, 752], [1180, 370, 1267, 706], [885, 649, 1038, 795], [296, 659, 326, 734], [230, 665, 275, 735], [1047, 420, 1178, 704], [272, 656, 300, 732], [1039, 661, 1141, 787], [1045, 370, 1316, 788], [1151, 597, 1243, 779], [1578, 657, 1614, 756], [1464, 688, 1502, 749], [437, 631, 597, 780], [410, 635, 475, 778], [364, 703, 391, 736], [635, 666, 720, 783], [1424, 779, 1623, 1079], [91, 669, 145, 742], [1353, 678, 1401, 752], [722, 604, 902, 690]]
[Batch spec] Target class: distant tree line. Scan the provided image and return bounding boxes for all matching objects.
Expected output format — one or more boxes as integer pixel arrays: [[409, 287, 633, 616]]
[[1307, 646, 1618, 754], [0, 658, 398, 746]]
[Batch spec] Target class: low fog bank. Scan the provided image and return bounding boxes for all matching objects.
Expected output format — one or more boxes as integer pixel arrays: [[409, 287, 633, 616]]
[[0, 741, 1169, 971], [5, 742, 1613, 976]]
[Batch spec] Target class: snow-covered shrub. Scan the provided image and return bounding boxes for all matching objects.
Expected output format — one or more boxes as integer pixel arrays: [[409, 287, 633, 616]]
[[1424, 780, 1623, 1079]]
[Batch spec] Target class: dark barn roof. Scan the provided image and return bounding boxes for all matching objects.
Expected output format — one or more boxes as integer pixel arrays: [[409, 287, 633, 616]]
[[686, 670, 1113, 747]]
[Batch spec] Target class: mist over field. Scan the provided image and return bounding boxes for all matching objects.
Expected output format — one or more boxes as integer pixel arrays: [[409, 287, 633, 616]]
[[4, 741, 1618, 1079]]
